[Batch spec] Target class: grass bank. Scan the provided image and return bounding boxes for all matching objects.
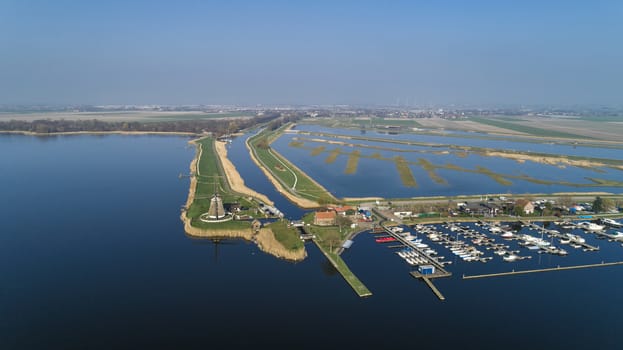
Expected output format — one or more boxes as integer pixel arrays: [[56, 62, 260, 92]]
[[248, 125, 337, 206], [302, 213, 372, 297]]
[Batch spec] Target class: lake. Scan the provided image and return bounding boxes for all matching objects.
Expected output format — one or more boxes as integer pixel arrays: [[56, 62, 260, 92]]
[[271, 127, 623, 198], [1, 134, 621, 349]]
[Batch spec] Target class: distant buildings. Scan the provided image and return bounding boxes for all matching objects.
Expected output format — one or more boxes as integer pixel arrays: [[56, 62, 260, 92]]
[[514, 199, 535, 215]]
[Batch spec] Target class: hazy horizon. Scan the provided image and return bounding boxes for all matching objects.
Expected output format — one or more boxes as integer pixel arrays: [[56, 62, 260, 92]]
[[1, 1, 622, 106]]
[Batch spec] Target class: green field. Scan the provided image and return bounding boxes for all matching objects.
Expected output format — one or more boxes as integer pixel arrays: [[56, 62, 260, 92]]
[[469, 117, 590, 139], [185, 137, 261, 230], [265, 220, 304, 251], [147, 112, 255, 121], [248, 125, 336, 204], [302, 212, 371, 297]]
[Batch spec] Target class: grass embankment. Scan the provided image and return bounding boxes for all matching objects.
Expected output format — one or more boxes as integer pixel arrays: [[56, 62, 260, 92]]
[[185, 137, 249, 230], [248, 126, 336, 206], [417, 158, 447, 184], [302, 213, 371, 297], [394, 156, 417, 187], [325, 148, 341, 163], [345, 150, 361, 174], [469, 117, 590, 139], [310, 146, 325, 156], [266, 220, 304, 251]]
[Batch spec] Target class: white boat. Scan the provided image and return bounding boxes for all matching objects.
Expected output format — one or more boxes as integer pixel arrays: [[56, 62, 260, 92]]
[[503, 254, 519, 262], [489, 226, 502, 233], [500, 231, 514, 238], [578, 222, 605, 231], [565, 233, 585, 244], [601, 218, 623, 228]]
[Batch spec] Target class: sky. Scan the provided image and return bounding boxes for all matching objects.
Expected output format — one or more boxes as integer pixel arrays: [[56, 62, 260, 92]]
[[0, 0, 622, 107]]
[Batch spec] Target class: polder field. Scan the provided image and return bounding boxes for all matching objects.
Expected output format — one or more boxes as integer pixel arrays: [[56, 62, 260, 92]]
[[184, 136, 253, 230], [180, 138, 257, 227], [309, 114, 623, 143], [0, 110, 255, 122], [267, 122, 623, 200]]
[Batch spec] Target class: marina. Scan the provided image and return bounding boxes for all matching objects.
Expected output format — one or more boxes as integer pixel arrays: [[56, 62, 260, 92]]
[[369, 214, 623, 301], [372, 217, 452, 300]]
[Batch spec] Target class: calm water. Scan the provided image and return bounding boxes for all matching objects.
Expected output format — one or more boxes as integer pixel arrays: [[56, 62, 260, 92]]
[[1, 134, 621, 349], [295, 124, 623, 160], [272, 131, 623, 198]]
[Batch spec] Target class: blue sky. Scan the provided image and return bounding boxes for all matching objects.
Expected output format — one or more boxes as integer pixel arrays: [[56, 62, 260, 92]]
[[1, 0, 621, 106]]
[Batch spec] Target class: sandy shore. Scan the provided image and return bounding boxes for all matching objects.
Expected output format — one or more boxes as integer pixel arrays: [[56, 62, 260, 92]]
[[246, 137, 321, 209], [482, 151, 623, 170], [214, 140, 274, 205], [255, 228, 306, 261], [182, 218, 305, 261], [342, 196, 385, 202]]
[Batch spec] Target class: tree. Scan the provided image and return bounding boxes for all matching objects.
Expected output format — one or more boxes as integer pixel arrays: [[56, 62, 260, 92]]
[[593, 196, 604, 213], [593, 197, 614, 213], [336, 215, 352, 232], [558, 195, 574, 209]]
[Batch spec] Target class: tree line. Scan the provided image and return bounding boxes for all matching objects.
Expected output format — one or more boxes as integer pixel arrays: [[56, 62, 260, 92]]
[[0, 113, 284, 136]]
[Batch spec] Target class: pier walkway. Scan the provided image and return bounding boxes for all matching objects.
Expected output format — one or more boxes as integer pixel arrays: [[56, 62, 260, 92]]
[[374, 215, 451, 300], [463, 261, 623, 280], [522, 221, 599, 251]]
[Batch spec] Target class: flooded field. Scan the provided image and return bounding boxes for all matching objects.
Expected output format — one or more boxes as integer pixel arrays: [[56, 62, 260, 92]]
[[272, 125, 623, 198]]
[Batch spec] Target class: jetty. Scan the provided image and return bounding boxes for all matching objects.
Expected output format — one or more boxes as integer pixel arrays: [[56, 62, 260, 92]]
[[522, 221, 599, 251], [374, 213, 451, 301], [463, 261, 623, 279], [312, 239, 372, 298]]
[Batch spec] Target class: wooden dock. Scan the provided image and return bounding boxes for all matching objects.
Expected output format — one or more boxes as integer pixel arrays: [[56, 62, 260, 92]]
[[421, 277, 445, 301], [379, 222, 451, 300], [523, 222, 599, 251], [463, 261, 623, 280]]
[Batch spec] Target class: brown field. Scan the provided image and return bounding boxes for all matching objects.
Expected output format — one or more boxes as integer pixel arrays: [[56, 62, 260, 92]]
[[0, 111, 252, 122], [415, 118, 526, 135]]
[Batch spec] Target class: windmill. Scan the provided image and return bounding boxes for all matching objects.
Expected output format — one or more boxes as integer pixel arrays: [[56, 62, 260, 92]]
[[205, 175, 227, 220]]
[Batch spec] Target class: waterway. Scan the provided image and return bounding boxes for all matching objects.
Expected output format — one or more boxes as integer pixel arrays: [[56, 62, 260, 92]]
[[1, 134, 621, 349], [295, 124, 623, 159], [272, 128, 623, 198]]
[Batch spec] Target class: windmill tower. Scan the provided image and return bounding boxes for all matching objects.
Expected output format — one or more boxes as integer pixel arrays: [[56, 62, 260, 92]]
[[207, 176, 227, 219]]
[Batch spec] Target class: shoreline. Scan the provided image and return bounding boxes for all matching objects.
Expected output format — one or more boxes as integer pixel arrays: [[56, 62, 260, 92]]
[[214, 140, 274, 205], [0, 130, 199, 137], [181, 137, 305, 262], [246, 133, 321, 209], [270, 147, 338, 203]]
